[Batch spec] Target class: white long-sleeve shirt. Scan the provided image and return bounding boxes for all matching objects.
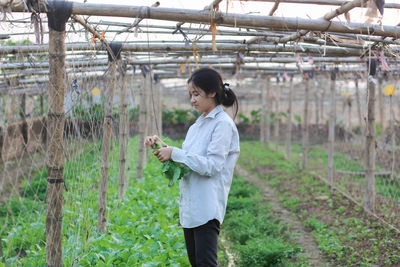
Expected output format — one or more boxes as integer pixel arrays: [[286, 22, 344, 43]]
[[171, 105, 240, 228]]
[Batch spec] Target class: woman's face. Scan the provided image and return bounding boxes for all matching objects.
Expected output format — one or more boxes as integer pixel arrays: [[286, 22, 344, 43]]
[[188, 82, 217, 115]]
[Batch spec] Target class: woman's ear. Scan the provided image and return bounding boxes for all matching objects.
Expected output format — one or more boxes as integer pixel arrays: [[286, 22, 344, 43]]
[[208, 92, 216, 98]]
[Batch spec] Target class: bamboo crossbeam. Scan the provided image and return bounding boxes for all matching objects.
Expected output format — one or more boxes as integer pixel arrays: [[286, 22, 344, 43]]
[[248, 0, 366, 44], [0, 34, 9, 39], [241, 0, 400, 9], [118, 1, 160, 34], [0, 42, 378, 57], [175, 0, 223, 29], [10, 3, 400, 38]]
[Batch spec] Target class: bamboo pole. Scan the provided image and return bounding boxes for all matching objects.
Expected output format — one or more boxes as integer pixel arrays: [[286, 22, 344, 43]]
[[364, 59, 376, 213], [260, 76, 266, 143], [236, 0, 400, 8], [0, 42, 373, 56], [377, 76, 384, 143], [274, 82, 281, 151], [327, 70, 337, 187], [66, 3, 400, 38], [276, 0, 368, 43], [389, 95, 395, 181], [285, 77, 293, 160], [302, 78, 309, 170], [155, 77, 162, 136], [46, 2, 71, 265], [118, 65, 128, 201], [137, 73, 148, 179], [98, 45, 121, 232], [354, 79, 363, 135], [0, 56, 370, 69], [266, 77, 271, 145], [314, 87, 319, 125]]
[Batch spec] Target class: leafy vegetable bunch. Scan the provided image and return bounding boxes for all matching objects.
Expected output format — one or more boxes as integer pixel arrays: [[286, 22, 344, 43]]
[[151, 143, 191, 186]]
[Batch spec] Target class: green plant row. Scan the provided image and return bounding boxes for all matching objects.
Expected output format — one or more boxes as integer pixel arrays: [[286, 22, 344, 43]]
[[0, 137, 190, 266], [221, 176, 304, 266], [238, 141, 400, 266]]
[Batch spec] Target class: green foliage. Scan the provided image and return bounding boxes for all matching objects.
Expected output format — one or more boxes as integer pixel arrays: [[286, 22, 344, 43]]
[[20, 168, 47, 202], [151, 142, 191, 186], [294, 114, 302, 124], [238, 140, 400, 266], [2, 138, 189, 265], [73, 104, 104, 122], [128, 106, 139, 122], [304, 217, 345, 260], [250, 108, 261, 123], [238, 112, 250, 124], [223, 176, 301, 266], [162, 108, 199, 124]]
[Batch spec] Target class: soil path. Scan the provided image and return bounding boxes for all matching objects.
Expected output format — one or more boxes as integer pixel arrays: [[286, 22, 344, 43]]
[[235, 165, 331, 267]]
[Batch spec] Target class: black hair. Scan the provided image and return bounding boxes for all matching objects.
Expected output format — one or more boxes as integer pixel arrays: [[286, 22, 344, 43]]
[[187, 67, 239, 119]]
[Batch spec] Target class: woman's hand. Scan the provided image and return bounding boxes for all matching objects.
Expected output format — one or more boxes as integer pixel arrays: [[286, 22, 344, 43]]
[[144, 135, 167, 147], [154, 147, 173, 162]]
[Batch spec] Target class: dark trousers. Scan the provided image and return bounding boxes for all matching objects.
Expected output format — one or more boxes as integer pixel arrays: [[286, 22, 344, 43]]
[[183, 219, 220, 267]]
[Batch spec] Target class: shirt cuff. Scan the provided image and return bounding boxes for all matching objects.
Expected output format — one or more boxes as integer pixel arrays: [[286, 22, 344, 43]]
[[171, 147, 186, 163]]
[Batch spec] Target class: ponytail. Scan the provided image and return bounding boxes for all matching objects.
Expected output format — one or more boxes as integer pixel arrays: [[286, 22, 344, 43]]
[[219, 83, 239, 119]]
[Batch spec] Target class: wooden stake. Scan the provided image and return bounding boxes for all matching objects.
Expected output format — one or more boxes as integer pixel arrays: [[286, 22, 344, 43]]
[[260, 76, 266, 143], [377, 76, 384, 142], [98, 59, 118, 232], [389, 96, 395, 180], [302, 78, 309, 170], [355, 79, 363, 135], [365, 70, 376, 213], [137, 74, 147, 178], [315, 88, 320, 125], [328, 73, 336, 187], [285, 77, 293, 160], [266, 77, 271, 145], [118, 66, 128, 201], [46, 28, 66, 267], [274, 83, 281, 151], [155, 78, 162, 136]]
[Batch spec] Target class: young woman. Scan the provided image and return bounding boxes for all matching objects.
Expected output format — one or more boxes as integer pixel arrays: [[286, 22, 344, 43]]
[[145, 67, 240, 267]]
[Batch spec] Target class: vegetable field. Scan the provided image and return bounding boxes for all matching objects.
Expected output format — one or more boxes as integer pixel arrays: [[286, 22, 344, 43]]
[[2, 0, 400, 266]]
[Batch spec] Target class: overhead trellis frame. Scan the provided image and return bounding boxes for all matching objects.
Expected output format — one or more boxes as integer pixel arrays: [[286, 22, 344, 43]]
[[9, 2, 400, 38]]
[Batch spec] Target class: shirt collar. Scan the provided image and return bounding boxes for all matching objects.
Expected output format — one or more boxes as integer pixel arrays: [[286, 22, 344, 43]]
[[203, 105, 223, 119]]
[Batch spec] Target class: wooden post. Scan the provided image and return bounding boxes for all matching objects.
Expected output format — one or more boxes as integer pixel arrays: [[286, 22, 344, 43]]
[[315, 88, 320, 125], [155, 77, 162, 136], [355, 79, 363, 135], [266, 76, 271, 145], [302, 77, 310, 170], [320, 81, 325, 123], [328, 70, 337, 187], [389, 95, 395, 180], [285, 77, 293, 160], [365, 59, 376, 213], [40, 95, 44, 115], [137, 71, 149, 178], [274, 82, 281, 151], [98, 43, 122, 232], [118, 64, 128, 201], [260, 76, 267, 143], [377, 76, 384, 142], [46, 2, 72, 266], [20, 93, 26, 120]]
